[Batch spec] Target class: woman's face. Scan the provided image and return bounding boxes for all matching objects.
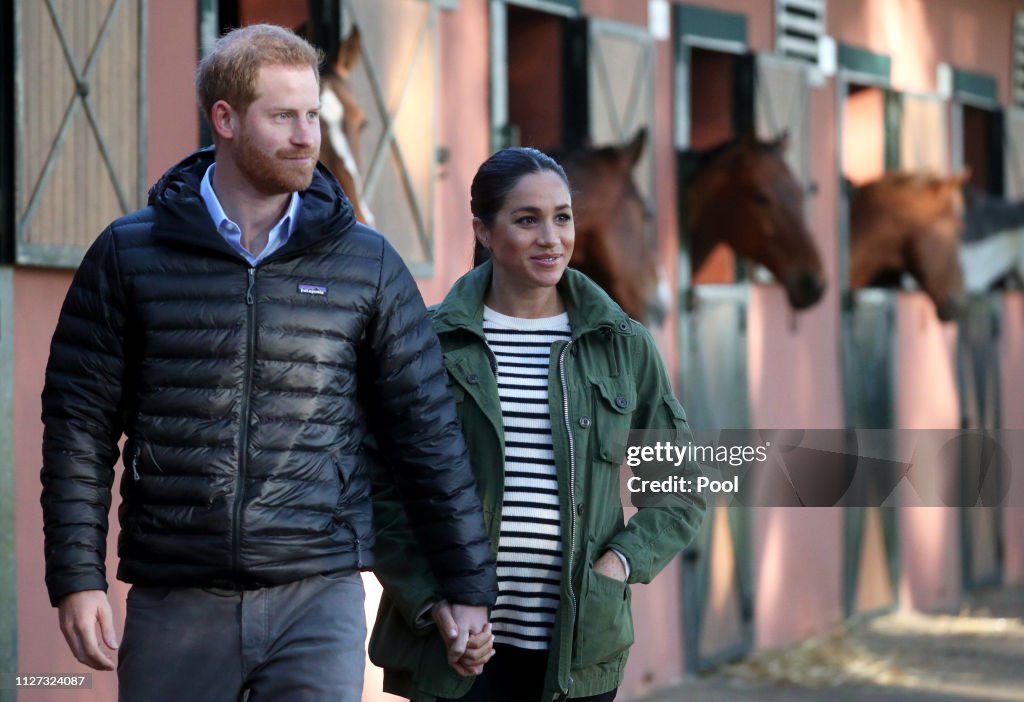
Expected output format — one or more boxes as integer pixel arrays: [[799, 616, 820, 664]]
[[476, 170, 575, 295]]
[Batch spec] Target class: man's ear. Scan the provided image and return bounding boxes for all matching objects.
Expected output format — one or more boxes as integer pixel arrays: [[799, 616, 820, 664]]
[[210, 100, 239, 141]]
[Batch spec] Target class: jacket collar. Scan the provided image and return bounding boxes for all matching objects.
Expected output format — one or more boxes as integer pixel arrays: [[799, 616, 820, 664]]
[[147, 146, 357, 259], [433, 260, 634, 339]]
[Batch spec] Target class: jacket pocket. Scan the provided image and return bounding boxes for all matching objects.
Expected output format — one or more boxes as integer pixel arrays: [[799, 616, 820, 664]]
[[572, 565, 634, 668], [665, 393, 690, 444], [591, 377, 636, 466], [331, 450, 365, 514]]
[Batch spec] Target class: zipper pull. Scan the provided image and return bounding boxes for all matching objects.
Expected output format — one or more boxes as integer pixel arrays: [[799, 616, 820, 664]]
[[246, 268, 255, 305], [131, 450, 140, 481]]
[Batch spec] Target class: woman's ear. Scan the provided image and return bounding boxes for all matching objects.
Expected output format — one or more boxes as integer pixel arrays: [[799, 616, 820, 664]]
[[472, 218, 490, 250]]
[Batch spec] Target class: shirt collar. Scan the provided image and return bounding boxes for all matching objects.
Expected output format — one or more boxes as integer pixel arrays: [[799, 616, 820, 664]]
[[199, 164, 302, 245]]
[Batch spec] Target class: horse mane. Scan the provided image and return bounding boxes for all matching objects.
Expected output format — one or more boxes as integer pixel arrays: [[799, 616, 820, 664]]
[[678, 134, 779, 184]]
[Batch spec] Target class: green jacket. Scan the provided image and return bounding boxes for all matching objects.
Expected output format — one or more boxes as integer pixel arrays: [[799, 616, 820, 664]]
[[369, 263, 706, 701]]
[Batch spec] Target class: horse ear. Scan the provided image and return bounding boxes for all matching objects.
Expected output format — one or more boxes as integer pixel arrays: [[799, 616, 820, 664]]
[[334, 25, 362, 76], [952, 167, 972, 187], [678, 150, 700, 182], [769, 130, 790, 155], [678, 146, 717, 183], [623, 127, 647, 168]]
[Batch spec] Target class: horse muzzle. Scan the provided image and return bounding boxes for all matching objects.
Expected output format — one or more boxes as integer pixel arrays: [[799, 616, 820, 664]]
[[784, 270, 827, 310], [935, 292, 968, 322]]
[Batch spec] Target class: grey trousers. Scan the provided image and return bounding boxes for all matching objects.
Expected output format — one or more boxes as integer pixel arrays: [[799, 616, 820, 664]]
[[118, 572, 365, 702]]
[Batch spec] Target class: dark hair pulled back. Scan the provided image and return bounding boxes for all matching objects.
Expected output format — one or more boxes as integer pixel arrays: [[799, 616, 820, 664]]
[[471, 147, 569, 266]]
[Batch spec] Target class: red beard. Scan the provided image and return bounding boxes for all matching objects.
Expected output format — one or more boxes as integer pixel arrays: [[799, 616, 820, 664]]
[[236, 131, 318, 195]]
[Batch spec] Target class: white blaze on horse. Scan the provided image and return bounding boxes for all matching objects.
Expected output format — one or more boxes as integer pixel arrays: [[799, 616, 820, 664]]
[[317, 26, 375, 228]]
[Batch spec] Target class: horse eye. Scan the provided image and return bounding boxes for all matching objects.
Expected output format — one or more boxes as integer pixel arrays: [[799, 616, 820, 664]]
[[752, 192, 772, 206]]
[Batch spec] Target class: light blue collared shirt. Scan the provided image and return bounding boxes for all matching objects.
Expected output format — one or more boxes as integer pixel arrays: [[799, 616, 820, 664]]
[[200, 164, 302, 265]]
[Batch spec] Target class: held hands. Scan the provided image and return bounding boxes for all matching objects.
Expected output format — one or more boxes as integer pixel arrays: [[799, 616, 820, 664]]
[[58, 590, 119, 671], [431, 601, 495, 676]]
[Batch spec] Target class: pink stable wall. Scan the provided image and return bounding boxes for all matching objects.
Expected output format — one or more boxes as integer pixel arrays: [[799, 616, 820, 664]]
[[13, 270, 114, 701], [13, 2, 199, 699], [830, 0, 1024, 103], [894, 297, 963, 612], [749, 81, 845, 650], [1000, 293, 1024, 584]]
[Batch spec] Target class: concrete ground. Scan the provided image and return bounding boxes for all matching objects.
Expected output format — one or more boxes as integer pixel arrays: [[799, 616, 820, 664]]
[[636, 587, 1024, 702]]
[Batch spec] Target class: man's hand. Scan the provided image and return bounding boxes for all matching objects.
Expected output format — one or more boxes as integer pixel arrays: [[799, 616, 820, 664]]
[[593, 551, 628, 581], [431, 601, 494, 676], [58, 590, 118, 671]]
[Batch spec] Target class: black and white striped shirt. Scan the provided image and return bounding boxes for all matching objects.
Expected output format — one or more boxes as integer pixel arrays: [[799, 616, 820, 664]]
[[483, 306, 571, 650]]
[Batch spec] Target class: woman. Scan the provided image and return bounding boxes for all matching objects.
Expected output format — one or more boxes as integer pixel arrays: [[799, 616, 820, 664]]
[[369, 148, 706, 702]]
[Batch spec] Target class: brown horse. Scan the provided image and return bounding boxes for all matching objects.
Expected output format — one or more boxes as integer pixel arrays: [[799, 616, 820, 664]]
[[560, 129, 668, 326], [316, 26, 375, 227], [474, 129, 668, 326], [849, 171, 970, 321], [680, 134, 826, 310]]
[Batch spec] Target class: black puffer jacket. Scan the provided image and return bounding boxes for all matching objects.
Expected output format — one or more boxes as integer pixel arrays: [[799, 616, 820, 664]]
[[40, 148, 497, 608]]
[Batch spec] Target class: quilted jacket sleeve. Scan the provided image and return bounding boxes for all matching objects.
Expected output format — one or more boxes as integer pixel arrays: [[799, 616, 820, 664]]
[[363, 241, 497, 607], [40, 227, 128, 606]]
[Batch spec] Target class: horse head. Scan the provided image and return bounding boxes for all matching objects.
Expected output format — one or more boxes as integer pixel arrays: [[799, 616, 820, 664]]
[[317, 26, 375, 227], [681, 133, 826, 310], [559, 128, 669, 326], [850, 171, 970, 321]]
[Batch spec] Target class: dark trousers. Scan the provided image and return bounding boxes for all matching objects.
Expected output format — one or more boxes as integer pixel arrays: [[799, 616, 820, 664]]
[[118, 572, 365, 702], [436, 644, 617, 702]]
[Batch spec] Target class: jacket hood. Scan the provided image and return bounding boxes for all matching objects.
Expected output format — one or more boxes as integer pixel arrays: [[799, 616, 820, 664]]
[[147, 146, 357, 256], [432, 260, 634, 338]]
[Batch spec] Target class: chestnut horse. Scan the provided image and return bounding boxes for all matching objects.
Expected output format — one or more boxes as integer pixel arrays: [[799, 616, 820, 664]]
[[474, 129, 669, 326], [680, 134, 826, 310], [849, 171, 970, 321], [315, 25, 375, 227]]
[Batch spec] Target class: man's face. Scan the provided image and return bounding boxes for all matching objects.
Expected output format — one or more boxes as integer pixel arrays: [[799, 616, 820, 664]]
[[234, 65, 321, 195]]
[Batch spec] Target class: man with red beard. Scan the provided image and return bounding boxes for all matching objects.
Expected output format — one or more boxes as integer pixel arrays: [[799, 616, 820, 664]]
[[39, 24, 496, 702]]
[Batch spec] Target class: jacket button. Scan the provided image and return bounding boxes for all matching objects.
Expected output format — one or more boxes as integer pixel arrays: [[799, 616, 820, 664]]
[[617, 321, 629, 332], [576, 502, 585, 515], [579, 416, 592, 428], [467, 373, 479, 385], [615, 395, 628, 409]]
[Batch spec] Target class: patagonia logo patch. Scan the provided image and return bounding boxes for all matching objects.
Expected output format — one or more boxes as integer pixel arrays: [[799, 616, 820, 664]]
[[298, 283, 328, 296]]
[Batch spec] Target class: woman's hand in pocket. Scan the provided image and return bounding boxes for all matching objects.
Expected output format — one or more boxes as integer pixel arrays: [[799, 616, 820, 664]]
[[593, 550, 627, 581]]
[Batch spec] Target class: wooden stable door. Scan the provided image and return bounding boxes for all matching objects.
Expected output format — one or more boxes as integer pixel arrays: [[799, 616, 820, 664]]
[[584, 18, 654, 205], [14, 0, 147, 268], [338, 0, 439, 273]]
